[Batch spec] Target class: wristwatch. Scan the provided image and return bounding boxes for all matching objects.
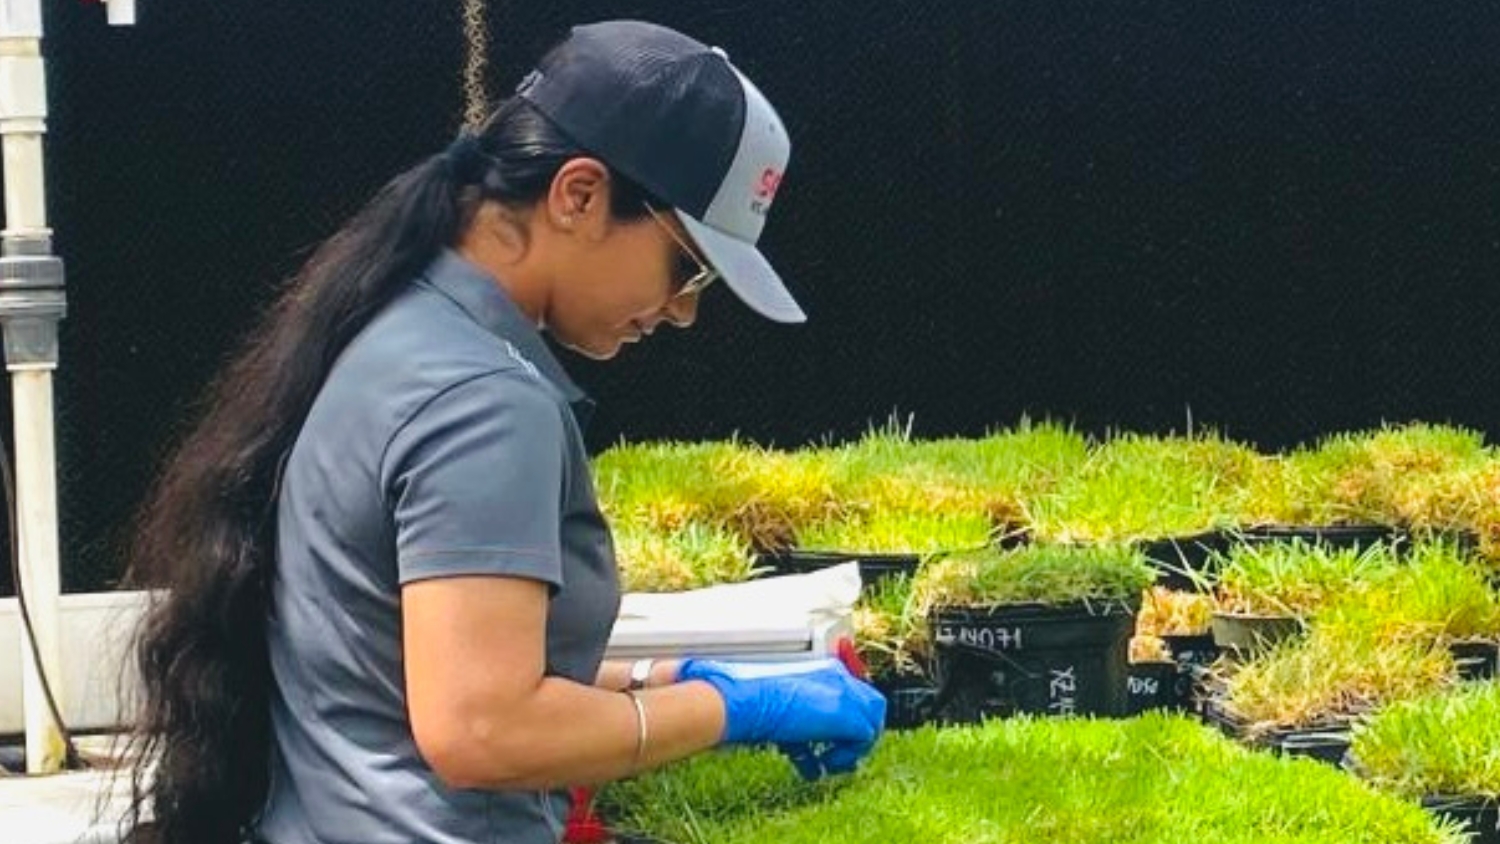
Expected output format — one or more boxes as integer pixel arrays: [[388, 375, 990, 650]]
[[627, 658, 655, 692]]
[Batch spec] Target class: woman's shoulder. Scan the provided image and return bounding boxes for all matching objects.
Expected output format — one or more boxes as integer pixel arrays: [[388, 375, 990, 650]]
[[307, 292, 564, 453], [343, 286, 549, 391]]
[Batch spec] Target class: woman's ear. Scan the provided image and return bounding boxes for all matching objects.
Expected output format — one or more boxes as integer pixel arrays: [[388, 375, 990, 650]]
[[549, 158, 612, 236]]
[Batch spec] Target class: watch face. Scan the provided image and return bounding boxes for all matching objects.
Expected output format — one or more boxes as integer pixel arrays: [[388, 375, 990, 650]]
[[630, 658, 654, 689]]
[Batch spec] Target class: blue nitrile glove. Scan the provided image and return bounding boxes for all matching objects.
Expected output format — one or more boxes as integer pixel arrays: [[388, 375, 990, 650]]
[[677, 657, 887, 780]]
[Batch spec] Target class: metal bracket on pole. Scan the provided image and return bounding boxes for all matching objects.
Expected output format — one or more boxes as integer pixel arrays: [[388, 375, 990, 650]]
[[0, 238, 64, 367]]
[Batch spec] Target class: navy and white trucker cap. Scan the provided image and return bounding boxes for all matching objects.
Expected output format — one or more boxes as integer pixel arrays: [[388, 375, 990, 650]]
[[517, 20, 805, 323]]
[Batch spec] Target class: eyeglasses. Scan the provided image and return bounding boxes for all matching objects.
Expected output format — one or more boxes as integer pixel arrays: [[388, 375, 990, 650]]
[[643, 203, 719, 299]]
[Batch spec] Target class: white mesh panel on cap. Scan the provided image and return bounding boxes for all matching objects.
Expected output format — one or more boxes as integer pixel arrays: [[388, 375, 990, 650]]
[[676, 62, 803, 323], [700, 67, 790, 240]]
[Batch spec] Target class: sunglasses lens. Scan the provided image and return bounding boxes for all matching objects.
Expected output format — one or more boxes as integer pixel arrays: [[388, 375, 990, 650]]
[[674, 253, 700, 289], [646, 202, 716, 297]]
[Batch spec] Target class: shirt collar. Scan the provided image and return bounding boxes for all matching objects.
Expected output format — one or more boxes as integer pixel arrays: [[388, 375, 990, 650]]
[[418, 249, 595, 427]]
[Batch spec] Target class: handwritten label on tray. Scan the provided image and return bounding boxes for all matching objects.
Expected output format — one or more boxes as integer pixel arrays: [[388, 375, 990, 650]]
[[934, 623, 1026, 652]]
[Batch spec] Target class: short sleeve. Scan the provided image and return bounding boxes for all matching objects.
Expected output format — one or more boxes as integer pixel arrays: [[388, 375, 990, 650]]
[[382, 371, 567, 588]]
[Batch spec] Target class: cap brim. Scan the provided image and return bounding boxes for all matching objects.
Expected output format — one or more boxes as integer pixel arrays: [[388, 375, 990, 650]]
[[676, 210, 806, 323]]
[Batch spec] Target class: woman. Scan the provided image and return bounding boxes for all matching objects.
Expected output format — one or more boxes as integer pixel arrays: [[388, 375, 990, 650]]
[[123, 19, 885, 844]]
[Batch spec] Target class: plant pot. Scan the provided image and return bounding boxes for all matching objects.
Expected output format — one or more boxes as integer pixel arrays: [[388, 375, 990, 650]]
[[1200, 699, 1350, 766], [1125, 660, 1185, 715], [931, 601, 1137, 721], [1210, 611, 1303, 657], [757, 549, 922, 590], [1179, 662, 1217, 716], [871, 670, 938, 730], [933, 600, 1140, 653], [1421, 796, 1500, 844], [1160, 633, 1220, 668], [994, 528, 1032, 550], [1137, 529, 1235, 591], [1449, 640, 1499, 681], [1261, 728, 1352, 766], [1245, 523, 1404, 551], [1441, 527, 1482, 557]]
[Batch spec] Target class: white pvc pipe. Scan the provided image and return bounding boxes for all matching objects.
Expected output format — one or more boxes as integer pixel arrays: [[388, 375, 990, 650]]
[[107, 0, 135, 27], [0, 0, 65, 774], [0, 45, 46, 239], [0, 0, 40, 41], [12, 372, 64, 772]]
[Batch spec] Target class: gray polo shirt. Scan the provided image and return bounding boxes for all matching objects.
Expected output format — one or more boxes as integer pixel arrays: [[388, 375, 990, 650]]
[[254, 250, 621, 844]]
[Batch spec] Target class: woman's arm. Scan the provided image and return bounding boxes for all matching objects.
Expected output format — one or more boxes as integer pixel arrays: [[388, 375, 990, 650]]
[[403, 575, 725, 791]]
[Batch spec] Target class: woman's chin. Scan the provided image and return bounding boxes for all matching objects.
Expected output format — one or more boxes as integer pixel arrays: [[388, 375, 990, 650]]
[[556, 332, 625, 361]]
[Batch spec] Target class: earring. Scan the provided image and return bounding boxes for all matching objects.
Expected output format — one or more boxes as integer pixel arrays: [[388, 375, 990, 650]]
[[560, 215, 574, 227]]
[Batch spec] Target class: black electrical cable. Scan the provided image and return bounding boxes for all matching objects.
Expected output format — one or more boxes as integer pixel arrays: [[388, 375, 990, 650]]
[[1, 433, 85, 771]]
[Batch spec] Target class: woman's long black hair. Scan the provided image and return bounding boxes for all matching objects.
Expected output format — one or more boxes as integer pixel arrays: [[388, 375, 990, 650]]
[[120, 97, 657, 844]]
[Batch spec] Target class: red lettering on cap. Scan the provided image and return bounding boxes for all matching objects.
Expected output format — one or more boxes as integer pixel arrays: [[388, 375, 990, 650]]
[[755, 167, 783, 201]]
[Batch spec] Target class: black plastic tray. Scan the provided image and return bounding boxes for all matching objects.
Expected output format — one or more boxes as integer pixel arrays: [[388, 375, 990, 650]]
[[871, 671, 939, 730], [1125, 660, 1188, 715], [1421, 796, 1500, 844], [756, 549, 922, 588], [932, 600, 1138, 653], [931, 602, 1137, 721], [1450, 640, 1499, 681], [1160, 633, 1220, 667], [1201, 699, 1350, 766]]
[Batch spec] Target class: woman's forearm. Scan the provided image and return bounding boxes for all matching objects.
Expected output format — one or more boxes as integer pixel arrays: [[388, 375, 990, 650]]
[[404, 577, 723, 791], [438, 674, 726, 791]]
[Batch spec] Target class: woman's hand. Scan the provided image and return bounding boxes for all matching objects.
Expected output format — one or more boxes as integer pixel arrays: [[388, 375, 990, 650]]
[[675, 657, 887, 779]]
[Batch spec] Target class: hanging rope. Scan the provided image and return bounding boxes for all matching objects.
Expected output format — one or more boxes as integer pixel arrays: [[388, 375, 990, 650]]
[[460, 0, 490, 130]]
